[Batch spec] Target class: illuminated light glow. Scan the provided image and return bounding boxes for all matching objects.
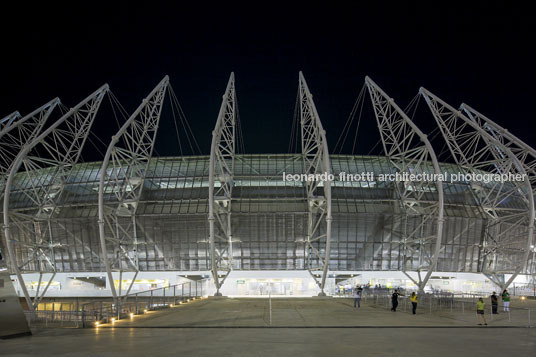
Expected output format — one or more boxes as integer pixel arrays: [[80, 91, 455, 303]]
[[95, 322, 100, 327], [130, 313, 134, 318]]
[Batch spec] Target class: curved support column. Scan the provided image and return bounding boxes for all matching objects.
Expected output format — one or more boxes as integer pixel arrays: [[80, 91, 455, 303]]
[[98, 76, 169, 302], [364, 77, 444, 291], [421, 88, 534, 289], [3, 85, 108, 310], [208, 73, 236, 295], [298, 72, 332, 295]]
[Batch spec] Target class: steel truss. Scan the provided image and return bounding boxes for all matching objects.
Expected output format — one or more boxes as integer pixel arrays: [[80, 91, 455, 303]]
[[461, 103, 536, 280], [461, 103, 536, 194], [0, 99, 60, 201], [98, 76, 169, 304], [3, 85, 108, 310], [208, 73, 236, 295], [0, 111, 21, 131], [421, 88, 535, 289], [298, 72, 332, 295], [365, 77, 445, 291]]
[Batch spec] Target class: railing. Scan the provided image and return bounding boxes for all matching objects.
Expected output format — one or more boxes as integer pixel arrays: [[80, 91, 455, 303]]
[[24, 310, 86, 328], [24, 279, 208, 328], [363, 289, 533, 327]]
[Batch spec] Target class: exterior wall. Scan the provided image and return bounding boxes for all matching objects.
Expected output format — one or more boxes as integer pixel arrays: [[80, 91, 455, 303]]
[[2, 154, 533, 276], [8, 271, 534, 297]]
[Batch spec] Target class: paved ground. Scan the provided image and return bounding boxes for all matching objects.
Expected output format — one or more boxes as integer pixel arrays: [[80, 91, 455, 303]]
[[112, 297, 533, 327], [1, 298, 535, 356]]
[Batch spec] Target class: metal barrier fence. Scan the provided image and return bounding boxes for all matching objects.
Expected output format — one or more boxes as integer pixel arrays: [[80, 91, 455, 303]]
[[363, 290, 533, 327], [24, 279, 208, 328], [24, 310, 85, 328]]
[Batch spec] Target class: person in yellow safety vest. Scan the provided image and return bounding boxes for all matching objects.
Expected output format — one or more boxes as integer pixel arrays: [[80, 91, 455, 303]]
[[410, 292, 418, 315], [476, 298, 488, 326]]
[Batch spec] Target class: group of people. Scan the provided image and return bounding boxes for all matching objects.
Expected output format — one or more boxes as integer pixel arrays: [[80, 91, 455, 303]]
[[476, 289, 511, 325], [352, 287, 419, 314], [352, 286, 512, 324], [389, 289, 418, 314]]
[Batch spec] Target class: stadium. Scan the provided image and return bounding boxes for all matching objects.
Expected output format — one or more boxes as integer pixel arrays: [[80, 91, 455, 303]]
[[1, 73, 535, 308]]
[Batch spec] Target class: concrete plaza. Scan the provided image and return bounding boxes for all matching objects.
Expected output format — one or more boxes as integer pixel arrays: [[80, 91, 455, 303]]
[[1, 298, 535, 356]]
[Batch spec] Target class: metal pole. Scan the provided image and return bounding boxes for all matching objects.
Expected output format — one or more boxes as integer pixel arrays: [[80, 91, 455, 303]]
[[118, 270, 122, 318], [269, 292, 272, 326]]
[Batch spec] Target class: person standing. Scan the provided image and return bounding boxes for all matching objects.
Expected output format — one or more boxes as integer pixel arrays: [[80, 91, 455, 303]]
[[490, 292, 498, 314], [353, 287, 362, 308], [477, 298, 488, 325], [391, 289, 402, 312], [410, 292, 418, 315], [501, 289, 510, 312]]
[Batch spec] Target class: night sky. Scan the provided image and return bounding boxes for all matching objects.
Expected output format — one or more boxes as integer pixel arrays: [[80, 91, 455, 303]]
[[1, 2, 534, 160]]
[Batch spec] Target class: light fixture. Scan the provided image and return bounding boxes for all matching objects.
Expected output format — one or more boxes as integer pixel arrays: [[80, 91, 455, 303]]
[[130, 313, 134, 318]]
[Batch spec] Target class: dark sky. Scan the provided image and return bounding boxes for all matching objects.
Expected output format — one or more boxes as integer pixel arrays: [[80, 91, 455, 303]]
[[1, 1, 534, 159]]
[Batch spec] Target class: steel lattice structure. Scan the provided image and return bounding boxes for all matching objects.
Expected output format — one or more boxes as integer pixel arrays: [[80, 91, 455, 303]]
[[0, 99, 60, 203], [298, 72, 332, 295], [0, 74, 534, 299], [208, 73, 236, 295], [461, 103, 536, 194], [0, 111, 21, 132], [98, 76, 169, 303], [365, 77, 444, 291], [420, 88, 534, 289], [3, 85, 108, 309]]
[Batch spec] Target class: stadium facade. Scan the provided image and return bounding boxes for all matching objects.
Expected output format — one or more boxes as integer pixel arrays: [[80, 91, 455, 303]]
[[1, 73, 535, 307]]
